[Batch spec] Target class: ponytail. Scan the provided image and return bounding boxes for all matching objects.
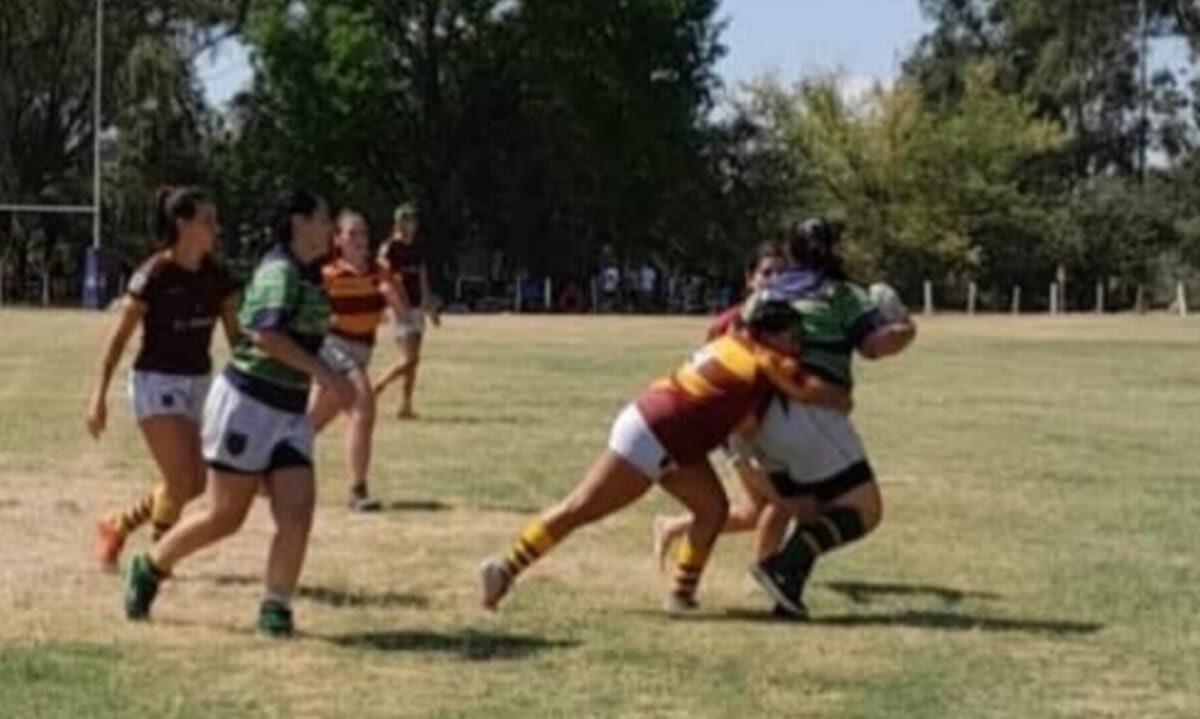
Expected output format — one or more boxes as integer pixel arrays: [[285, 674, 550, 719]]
[[153, 185, 210, 247]]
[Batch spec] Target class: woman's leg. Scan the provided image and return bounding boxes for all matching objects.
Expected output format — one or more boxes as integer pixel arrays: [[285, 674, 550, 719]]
[[397, 334, 423, 418], [753, 471, 883, 617], [137, 416, 206, 537], [307, 383, 343, 434], [481, 450, 652, 608], [96, 416, 205, 567], [151, 470, 259, 570], [125, 469, 259, 619], [652, 456, 766, 567], [344, 369, 378, 504], [657, 462, 730, 608], [262, 465, 317, 601], [373, 333, 419, 414]]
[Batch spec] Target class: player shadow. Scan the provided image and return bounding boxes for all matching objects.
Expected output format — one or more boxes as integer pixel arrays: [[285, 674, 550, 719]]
[[382, 498, 451, 512], [420, 414, 529, 426], [187, 573, 429, 610], [324, 628, 580, 661], [473, 501, 541, 515], [822, 580, 1002, 606], [712, 609, 1102, 636]]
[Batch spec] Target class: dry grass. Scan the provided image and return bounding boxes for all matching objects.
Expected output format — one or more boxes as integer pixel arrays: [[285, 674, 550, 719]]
[[0, 309, 1198, 718]]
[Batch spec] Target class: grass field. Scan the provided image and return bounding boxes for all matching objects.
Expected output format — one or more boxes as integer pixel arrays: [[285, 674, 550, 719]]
[[0, 309, 1197, 718]]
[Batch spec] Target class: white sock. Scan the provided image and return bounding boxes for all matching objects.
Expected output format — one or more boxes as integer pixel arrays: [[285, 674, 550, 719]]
[[263, 588, 291, 607]]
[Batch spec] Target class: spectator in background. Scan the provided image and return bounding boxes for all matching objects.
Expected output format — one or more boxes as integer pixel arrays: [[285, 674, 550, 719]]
[[599, 263, 620, 312], [557, 279, 586, 313], [637, 261, 659, 313]]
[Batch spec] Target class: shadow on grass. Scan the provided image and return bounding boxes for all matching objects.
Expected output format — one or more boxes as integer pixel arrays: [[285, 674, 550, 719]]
[[324, 629, 580, 660], [473, 502, 541, 515], [383, 499, 451, 512], [823, 580, 1001, 606], [419, 414, 528, 426], [187, 573, 429, 609], [715, 609, 1102, 636]]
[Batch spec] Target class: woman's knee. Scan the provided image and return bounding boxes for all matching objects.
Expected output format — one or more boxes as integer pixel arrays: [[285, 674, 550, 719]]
[[692, 490, 730, 535], [203, 503, 249, 537], [269, 477, 317, 531], [352, 388, 376, 423], [840, 481, 883, 533]]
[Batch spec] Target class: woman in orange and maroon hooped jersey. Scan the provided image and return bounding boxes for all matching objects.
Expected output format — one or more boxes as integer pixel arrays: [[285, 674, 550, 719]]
[[308, 208, 407, 511], [653, 241, 789, 564], [477, 301, 850, 616], [87, 186, 241, 570]]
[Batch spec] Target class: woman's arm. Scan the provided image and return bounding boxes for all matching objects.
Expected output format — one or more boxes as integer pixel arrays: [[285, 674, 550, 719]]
[[378, 273, 408, 318], [254, 330, 355, 408], [86, 298, 144, 438], [419, 264, 440, 326], [219, 294, 243, 350], [751, 341, 853, 415], [419, 265, 433, 311]]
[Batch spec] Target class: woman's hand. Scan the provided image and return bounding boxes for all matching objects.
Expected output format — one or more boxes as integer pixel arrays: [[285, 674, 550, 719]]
[[86, 389, 107, 439]]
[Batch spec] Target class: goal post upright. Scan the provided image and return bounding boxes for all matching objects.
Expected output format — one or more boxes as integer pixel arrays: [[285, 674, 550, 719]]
[[0, 0, 107, 308]]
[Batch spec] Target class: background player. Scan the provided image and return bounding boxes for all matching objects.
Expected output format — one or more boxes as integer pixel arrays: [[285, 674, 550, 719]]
[[87, 186, 239, 570], [308, 208, 407, 511], [374, 204, 439, 420]]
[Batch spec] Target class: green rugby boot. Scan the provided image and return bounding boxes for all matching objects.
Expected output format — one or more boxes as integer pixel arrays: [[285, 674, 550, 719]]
[[124, 553, 161, 620], [257, 600, 295, 638]]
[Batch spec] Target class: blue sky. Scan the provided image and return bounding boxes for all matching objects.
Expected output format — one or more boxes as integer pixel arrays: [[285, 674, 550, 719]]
[[196, 0, 932, 108]]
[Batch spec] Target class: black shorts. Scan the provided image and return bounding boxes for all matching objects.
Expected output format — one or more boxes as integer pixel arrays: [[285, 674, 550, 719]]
[[769, 460, 874, 504], [210, 443, 313, 476]]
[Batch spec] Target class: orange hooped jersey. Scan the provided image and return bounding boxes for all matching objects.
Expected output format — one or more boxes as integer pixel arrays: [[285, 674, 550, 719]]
[[322, 258, 392, 345], [634, 333, 810, 465]]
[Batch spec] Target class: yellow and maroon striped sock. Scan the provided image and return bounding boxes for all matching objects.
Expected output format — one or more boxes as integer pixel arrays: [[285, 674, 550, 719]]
[[502, 521, 558, 578]]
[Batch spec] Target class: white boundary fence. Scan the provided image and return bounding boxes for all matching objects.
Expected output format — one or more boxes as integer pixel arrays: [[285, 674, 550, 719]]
[[912, 279, 1190, 317]]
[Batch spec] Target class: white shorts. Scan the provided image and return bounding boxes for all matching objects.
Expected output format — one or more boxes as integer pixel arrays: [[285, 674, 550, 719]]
[[606, 403, 672, 480], [393, 308, 426, 339], [751, 397, 868, 485], [201, 374, 314, 474], [320, 334, 373, 374], [128, 371, 211, 424]]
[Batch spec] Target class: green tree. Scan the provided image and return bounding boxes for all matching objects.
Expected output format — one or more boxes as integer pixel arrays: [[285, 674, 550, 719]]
[[751, 63, 1061, 298]]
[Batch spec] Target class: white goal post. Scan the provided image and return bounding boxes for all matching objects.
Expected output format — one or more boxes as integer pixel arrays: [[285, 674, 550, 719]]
[[0, 0, 105, 307]]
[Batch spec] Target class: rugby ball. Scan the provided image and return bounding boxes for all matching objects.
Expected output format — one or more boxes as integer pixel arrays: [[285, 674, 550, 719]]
[[869, 282, 908, 322]]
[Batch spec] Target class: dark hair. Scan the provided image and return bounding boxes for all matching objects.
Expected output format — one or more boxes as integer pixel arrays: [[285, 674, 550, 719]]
[[153, 186, 211, 246], [787, 217, 846, 280], [271, 191, 326, 246], [335, 206, 367, 227], [745, 241, 783, 276], [745, 299, 798, 335]]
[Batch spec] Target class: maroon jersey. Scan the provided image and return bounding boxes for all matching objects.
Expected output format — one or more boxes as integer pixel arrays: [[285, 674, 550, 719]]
[[381, 240, 424, 306], [707, 304, 742, 340], [634, 334, 808, 465], [127, 252, 237, 375]]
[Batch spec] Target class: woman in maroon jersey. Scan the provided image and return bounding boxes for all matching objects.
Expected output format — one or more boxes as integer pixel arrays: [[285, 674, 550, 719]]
[[87, 186, 240, 570], [374, 204, 438, 419], [652, 241, 787, 565]]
